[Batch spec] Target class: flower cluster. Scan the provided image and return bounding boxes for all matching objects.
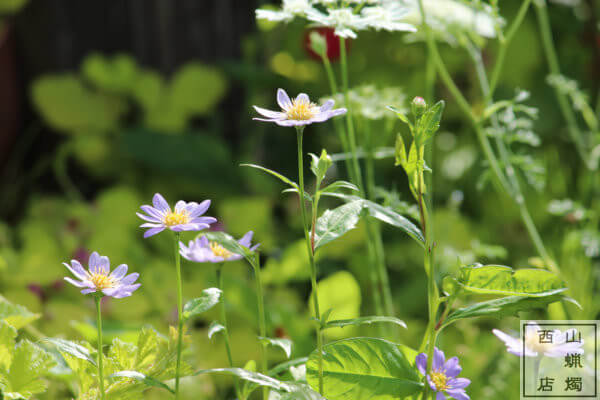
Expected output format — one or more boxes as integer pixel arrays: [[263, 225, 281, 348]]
[[323, 84, 407, 120], [64, 252, 141, 299], [256, 0, 416, 39]]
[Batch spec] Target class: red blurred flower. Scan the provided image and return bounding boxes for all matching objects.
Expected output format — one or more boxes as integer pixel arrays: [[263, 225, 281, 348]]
[[303, 27, 350, 62]]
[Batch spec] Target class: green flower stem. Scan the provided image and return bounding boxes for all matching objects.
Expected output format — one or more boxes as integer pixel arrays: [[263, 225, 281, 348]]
[[173, 232, 184, 400], [296, 127, 324, 394], [94, 296, 105, 400], [250, 254, 268, 400], [534, 0, 592, 169], [417, 0, 560, 274], [339, 36, 395, 324], [216, 265, 235, 368]]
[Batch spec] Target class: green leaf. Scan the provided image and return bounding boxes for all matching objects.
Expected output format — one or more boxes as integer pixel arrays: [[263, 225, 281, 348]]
[[268, 357, 309, 377], [43, 338, 96, 366], [241, 163, 299, 190], [387, 106, 412, 128], [0, 322, 17, 370], [442, 294, 577, 328], [183, 288, 222, 322], [0, 297, 40, 330], [0, 340, 55, 399], [306, 337, 422, 400], [169, 62, 228, 116], [323, 316, 407, 331], [314, 200, 365, 250], [259, 337, 293, 359], [394, 133, 407, 167], [262, 240, 312, 285], [81, 53, 139, 94], [319, 180, 359, 195], [416, 100, 445, 145], [194, 368, 296, 392], [110, 370, 175, 394], [208, 321, 226, 339], [451, 264, 566, 297], [200, 231, 255, 261]]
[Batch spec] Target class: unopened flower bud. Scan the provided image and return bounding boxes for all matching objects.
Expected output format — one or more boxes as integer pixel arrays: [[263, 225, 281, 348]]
[[411, 96, 427, 117]]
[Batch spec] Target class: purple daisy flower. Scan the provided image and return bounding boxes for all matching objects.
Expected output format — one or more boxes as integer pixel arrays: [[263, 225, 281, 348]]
[[63, 251, 141, 299], [493, 323, 584, 357], [136, 193, 217, 238], [180, 231, 260, 263], [415, 347, 471, 400], [253, 88, 347, 127]]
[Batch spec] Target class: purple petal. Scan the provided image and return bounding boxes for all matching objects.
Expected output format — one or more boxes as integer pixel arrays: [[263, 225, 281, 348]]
[[144, 226, 166, 238], [295, 93, 310, 103], [449, 378, 470, 389], [250, 243, 261, 251], [415, 353, 427, 375], [320, 99, 335, 112], [433, 348, 445, 371], [174, 200, 187, 213], [140, 223, 164, 228], [253, 117, 283, 123], [191, 216, 217, 225], [190, 200, 211, 218], [64, 261, 87, 280], [121, 273, 139, 285], [81, 288, 96, 295], [110, 264, 128, 280], [172, 223, 209, 232], [277, 88, 292, 110], [275, 119, 312, 127], [152, 193, 170, 213], [436, 392, 445, 400], [89, 252, 100, 270], [446, 389, 470, 400], [254, 105, 286, 119], [443, 357, 461, 378], [140, 205, 164, 220], [238, 231, 254, 248], [64, 277, 88, 288], [136, 211, 161, 223], [97, 255, 110, 275]]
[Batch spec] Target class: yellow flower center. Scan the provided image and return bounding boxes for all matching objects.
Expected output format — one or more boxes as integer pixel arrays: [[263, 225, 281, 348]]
[[286, 99, 319, 121], [89, 273, 116, 290], [210, 242, 233, 259], [431, 371, 449, 391], [164, 211, 189, 226]]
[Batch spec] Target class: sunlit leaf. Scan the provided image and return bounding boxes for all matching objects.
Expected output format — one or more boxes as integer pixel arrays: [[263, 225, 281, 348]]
[[208, 321, 226, 339], [314, 201, 365, 250], [183, 288, 222, 322], [259, 337, 293, 359], [43, 338, 96, 366], [110, 370, 174, 394], [323, 316, 407, 331]]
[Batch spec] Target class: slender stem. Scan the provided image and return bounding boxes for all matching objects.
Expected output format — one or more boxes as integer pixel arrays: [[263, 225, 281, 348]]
[[250, 255, 268, 400], [534, 0, 592, 169], [216, 265, 234, 368], [95, 296, 105, 400], [174, 232, 184, 400], [296, 127, 324, 393]]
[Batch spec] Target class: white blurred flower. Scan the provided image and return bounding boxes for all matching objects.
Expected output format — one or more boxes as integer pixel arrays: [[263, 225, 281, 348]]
[[361, 2, 416, 33], [256, 0, 317, 22], [323, 85, 407, 120], [305, 7, 370, 38]]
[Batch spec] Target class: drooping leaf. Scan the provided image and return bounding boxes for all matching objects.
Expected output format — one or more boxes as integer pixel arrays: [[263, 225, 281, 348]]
[[208, 321, 226, 339], [314, 200, 365, 250], [323, 316, 407, 331], [183, 288, 222, 321], [259, 337, 293, 359], [448, 264, 566, 297], [43, 338, 97, 366], [110, 370, 175, 394], [442, 294, 578, 328], [241, 163, 299, 190], [306, 337, 422, 400]]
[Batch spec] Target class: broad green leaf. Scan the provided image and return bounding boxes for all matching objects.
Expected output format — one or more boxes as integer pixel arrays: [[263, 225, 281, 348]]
[[306, 337, 422, 400], [81, 53, 139, 94], [310, 272, 361, 340], [259, 337, 293, 359], [319, 180, 359, 195], [208, 321, 226, 339], [0, 297, 40, 330], [0, 322, 16, 369], [200, 231, 255, 261], [183, 288, 222, 321], [43, 338, 96, 366], [323, 316, 407, 331], [314, 200, 365, 250], [450, 264, 566, 297], [0, 340, 55, 399], [110, 370, 174, 394], [194, 368, 296, 392], [442, 294, 577, 328], [241, 163, 299, 190]]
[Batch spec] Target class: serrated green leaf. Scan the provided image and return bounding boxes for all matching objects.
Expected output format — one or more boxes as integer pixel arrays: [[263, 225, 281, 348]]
[[208, 321, 226, 339], [306, 337, 422, 400], [110, 370, 174, 394], [416, 100, 444, 145], [183, 288, 221, 322], [314, 201, 364, 250], [442, 294, 576, 328], [454, 264, 566, 297], [241, 163, 299, 190], [259, 337, 293, 359], [323, 316, 407, 331], [0, 340, 55, 399], [0, 297, 41, 330], [43, 338, 96, 366]]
